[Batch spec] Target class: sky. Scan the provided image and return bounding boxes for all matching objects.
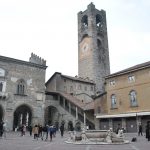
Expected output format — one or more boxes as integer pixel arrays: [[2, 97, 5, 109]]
[[0, 0, 150, 81]]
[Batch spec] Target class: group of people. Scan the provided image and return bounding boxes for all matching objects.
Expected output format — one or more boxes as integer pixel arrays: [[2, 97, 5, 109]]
[[115, 121, 150, 142], [20, 123, 64, 141]]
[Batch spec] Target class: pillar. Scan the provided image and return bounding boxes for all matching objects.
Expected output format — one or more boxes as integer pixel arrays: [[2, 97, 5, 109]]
[[109, 118, 113, 129], [69, 102, 71, 113], [75, 107, 78, 120], [84, 112, 86, 129]]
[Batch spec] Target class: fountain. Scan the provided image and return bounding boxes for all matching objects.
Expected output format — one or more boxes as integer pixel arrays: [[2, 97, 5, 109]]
[[65, 128, 129, 145]]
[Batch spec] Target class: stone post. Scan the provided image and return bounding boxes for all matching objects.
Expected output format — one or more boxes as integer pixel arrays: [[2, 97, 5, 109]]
[[63, 98, 65, 109], [75, 107, 78, 120], [84, 112, 86, 129], [109, 118, 113, 129], [69, 102, 71, 113], [121, 118, 126, 131]]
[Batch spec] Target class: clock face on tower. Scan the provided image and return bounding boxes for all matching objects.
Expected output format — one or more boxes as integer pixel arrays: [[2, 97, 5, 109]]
[[79, 37, 91, 59]]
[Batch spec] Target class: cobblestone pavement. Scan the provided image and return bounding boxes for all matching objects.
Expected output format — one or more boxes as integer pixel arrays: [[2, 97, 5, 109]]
[[0, 132, 150, 150]]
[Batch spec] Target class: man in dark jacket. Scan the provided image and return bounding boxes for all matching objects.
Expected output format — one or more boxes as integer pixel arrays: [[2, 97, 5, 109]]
[[0, 121, 4, 137], [60, 124, 64, 137]]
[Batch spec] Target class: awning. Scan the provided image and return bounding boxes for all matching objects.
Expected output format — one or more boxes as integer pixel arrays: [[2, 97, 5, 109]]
[[96, 111, 150, 119]]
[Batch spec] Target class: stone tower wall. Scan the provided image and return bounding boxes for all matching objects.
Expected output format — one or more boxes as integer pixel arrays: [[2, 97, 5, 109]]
[[78, 3, 110, 92]]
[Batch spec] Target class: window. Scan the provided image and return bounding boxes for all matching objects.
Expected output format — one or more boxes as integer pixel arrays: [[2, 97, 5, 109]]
[[84, 86, 87, 91], [97, 106, 101, 113], [128, 75, 135, 82], [64, 86, 67, 92], [129, 90, 138, 107], [64, 79, 66, 82], [109, 80, 115, 86], [111, 94, 117, 108], [96, 14, 103, 27], [78, 84, 82, 90], [0, 82, 3, 92], [97, 39, 102, 48], [81, 15, 88, 28], [17, 79, 25, 95], [70, 86, 73, 92]]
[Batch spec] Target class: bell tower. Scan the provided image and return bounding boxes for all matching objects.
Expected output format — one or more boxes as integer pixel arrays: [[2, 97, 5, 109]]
[[78, 3, 110, 93]]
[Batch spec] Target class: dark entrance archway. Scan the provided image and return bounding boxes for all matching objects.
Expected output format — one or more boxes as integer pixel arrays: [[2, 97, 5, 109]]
[[45, 106, 59, 128], [75, 121, 81, 131], [13, 105, 32, 130], [0, 105, 3, 122], [68, 121, 74, 131]]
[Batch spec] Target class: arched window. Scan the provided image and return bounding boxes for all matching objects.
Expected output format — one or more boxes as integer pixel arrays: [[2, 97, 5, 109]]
[[97, 39, 102, 48], [96, 14, 103, 27], [17, 79, 26, 95], [129, 90, 138, 107], [111, 94, 117, 108], [81, 15, 88, 29]]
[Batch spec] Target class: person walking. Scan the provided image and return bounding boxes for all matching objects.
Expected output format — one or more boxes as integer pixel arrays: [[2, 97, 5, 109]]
[[60, 124, 64, 137], [48, 125, 53, 141], [53, 125, 56, 137], [116, 124, 121, 134], [42, 124, 48, 141], [28, 125, 32, 136], [2, 121, 7, 138], [0, 121, 4, 138], [38, 125, 43, 138], [138, 122, 143, 136], [32, 125, 39, 140]]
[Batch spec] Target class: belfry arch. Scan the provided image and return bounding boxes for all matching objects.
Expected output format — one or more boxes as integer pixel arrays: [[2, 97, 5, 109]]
[[13, 104, 32, 130]]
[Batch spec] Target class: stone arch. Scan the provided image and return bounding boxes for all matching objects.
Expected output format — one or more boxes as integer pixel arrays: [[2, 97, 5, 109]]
[[97, 37, 103, 48], [75, 121, 81, 131], [44, 105, 59, 129], [80, 34, 89, 43], [81, 15, 88, 27], [68, 120, 74, 131], [96, 14, 103, 27], [0, 105, 4, 122], [13, 104, 32, 130]]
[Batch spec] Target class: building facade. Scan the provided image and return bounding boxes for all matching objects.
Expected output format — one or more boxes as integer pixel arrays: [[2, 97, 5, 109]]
[[46, 72, 95, 103], [95, 62, 150, 132], [45, 72, 95, 130], [0, 53, 47, 130]]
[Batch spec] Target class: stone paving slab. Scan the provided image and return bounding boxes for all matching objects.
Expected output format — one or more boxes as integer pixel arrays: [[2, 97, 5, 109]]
[[0, 132, 150, 150]]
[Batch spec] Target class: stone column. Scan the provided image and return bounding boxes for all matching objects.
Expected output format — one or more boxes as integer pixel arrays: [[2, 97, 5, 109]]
[[109, 118, 113, 129], [69, 102, 71, 113], [121, 118, 126, 130], [75, 107, 78, 120], [4, 110, 14, 131], [63, 98, 65, 109], [137, 115, 141, 133], [94, 117, 99, 130], [58, 95, 60, 104], [84, 112, 86, 129]]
